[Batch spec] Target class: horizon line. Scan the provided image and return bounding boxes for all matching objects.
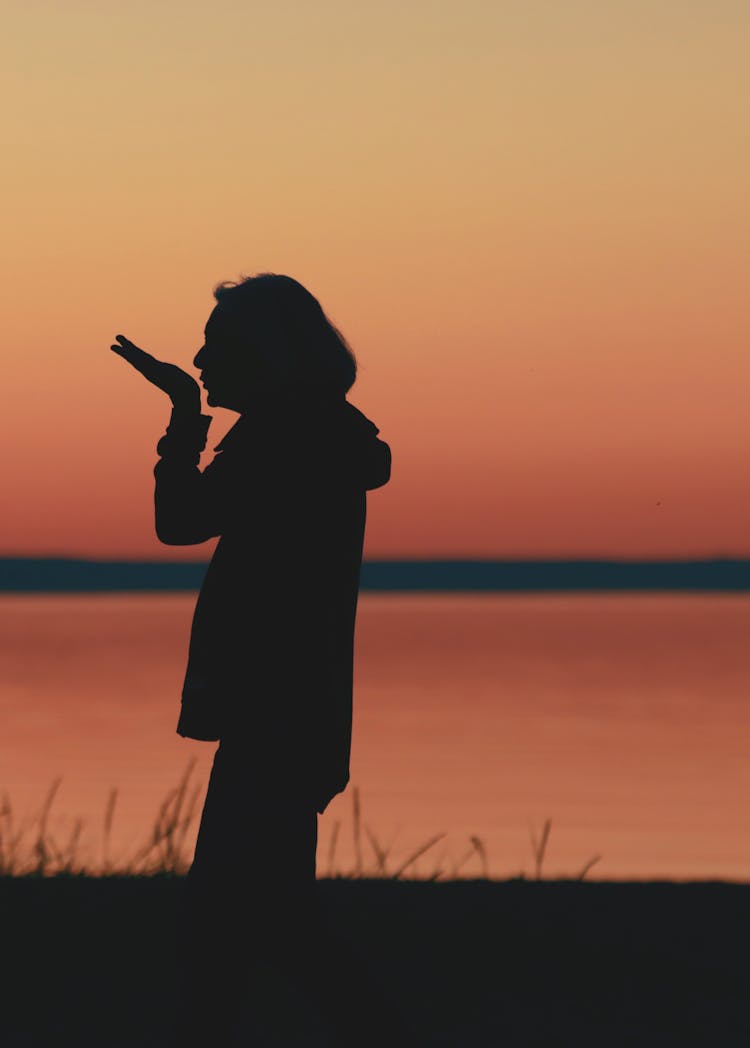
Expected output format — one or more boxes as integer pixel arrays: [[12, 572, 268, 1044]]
[[2, 556, 750, 592], [3, 555, 750, 564]]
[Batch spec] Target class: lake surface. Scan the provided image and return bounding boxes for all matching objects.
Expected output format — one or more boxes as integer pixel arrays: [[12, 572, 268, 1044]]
[[2, 592, 749, 881]]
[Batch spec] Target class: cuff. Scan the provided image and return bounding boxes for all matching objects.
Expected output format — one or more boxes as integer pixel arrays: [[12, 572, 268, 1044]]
[[156, 409, 212, 462]]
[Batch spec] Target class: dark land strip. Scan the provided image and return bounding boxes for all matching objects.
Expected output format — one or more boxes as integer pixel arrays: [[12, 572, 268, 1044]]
[[1, 877, 748, 1046], [3, 557, 750, 591]]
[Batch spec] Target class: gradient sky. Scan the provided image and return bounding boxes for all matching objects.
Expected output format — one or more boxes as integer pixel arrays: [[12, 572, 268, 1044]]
[[3, 1, 749, 558]]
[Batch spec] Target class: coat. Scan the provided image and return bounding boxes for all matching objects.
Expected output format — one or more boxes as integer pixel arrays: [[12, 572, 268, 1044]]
[[153, 385, 392, 814]]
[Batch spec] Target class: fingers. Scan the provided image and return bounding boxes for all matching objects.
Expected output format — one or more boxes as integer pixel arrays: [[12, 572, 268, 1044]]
[[111, 334, 145, 356], [110, 334, 132, 354], [109, 334, 156, 371]]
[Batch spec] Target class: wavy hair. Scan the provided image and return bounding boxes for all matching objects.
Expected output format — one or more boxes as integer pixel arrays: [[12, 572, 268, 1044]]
[[212, 273, 357, 394]]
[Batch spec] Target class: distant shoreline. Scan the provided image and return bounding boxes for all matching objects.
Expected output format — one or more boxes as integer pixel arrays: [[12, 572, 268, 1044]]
[[2, 557, 750, 592]]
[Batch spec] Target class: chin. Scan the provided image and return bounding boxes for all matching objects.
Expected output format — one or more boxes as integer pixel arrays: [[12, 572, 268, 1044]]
[[206, 391, 241, 412]]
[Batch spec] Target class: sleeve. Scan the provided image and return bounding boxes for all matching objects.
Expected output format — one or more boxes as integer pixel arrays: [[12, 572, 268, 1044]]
[[363, 438, 392, 491], [153, 407, 224, 545]]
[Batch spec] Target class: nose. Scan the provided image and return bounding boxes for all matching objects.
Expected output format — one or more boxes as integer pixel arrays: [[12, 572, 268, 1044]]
[[193, 346, 205, 368]]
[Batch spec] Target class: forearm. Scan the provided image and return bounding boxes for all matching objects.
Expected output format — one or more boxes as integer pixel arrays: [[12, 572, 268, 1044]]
[[153, 407, 218, 544]]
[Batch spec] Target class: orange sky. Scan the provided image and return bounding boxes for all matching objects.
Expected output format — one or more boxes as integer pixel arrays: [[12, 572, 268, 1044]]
[[3, 1, 749, 558]]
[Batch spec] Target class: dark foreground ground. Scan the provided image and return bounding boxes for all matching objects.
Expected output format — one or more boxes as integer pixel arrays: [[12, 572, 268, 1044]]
[[1, 876, 748, 1047]]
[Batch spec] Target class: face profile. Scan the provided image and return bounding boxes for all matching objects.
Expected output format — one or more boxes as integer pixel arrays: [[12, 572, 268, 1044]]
[[193, 306, 264, 412]]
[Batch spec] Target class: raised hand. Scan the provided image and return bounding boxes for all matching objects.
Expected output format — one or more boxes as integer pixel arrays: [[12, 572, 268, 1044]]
[[110, 334, 201, 412]]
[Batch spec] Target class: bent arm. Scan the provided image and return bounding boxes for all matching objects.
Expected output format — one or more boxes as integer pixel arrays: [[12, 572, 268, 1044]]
[[363, 438, 392, 491], [153, 408, 223, 545]]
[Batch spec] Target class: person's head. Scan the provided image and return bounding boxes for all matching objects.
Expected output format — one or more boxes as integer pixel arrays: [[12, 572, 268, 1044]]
[[193, 273, 357, 411]]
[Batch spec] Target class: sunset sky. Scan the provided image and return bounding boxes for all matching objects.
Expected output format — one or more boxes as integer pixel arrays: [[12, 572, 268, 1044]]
[[3, 0, 749, 559]]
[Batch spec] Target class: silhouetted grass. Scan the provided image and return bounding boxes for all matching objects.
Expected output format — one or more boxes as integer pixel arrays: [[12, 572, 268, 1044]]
[[0, 761, 602, 879]]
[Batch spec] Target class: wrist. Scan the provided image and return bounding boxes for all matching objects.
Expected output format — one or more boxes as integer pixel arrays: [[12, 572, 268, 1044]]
[[170, 397, 202, 417], [157, 408, 212, 462]]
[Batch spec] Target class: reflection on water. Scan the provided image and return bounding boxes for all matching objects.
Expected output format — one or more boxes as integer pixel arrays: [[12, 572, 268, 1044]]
[[1, 592, 749, 880]]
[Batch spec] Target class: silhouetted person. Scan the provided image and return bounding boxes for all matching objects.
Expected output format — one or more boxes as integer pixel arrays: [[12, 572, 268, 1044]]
[[110, 274, 406, 1046]]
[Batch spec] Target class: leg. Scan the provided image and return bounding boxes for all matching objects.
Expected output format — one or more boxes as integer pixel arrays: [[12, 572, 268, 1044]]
[[169, 743, 321, 1046]]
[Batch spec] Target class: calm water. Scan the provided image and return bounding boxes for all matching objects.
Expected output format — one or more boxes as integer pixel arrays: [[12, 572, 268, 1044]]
[[2, 592, 750, 881]]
